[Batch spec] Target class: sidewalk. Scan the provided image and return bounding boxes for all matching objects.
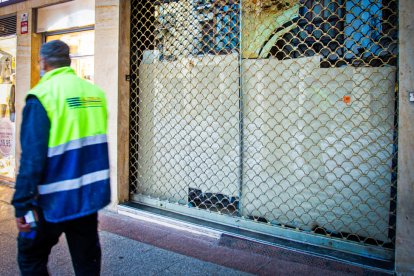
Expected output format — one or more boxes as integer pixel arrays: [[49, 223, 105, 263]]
[[0, 185, 391, 275]]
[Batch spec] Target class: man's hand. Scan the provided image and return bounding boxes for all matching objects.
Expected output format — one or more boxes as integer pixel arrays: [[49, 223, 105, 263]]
[[16, 217, 31, 232]]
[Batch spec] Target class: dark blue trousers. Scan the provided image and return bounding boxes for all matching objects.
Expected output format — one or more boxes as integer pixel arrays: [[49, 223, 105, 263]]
[[17, 211, 101, 276]]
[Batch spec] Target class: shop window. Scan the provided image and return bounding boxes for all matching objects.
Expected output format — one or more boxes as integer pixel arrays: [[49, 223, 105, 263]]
[[0, 34, 16, 181], [298, 0, 345, 49], [46, 29, 95, 82], [270, 0, 396, 67], [193, 0, 240, 55], [153, 0, 239, 60], [382, 0, 397, 37]]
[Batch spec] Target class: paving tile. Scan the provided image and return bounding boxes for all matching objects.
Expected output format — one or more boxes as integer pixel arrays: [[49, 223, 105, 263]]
[[0, 233, 19, 276], [220, 235, 326, 266], [256, 258, 353, 276], [99, 212, 170, 244], [214, 247, 272, 274], [0, 185, 13, 203], [48, 236, 74, 275], [100, 230, 156, 254], [0, 218, 18, 237], [149, 231, 217, 257], [154, 232, 271, 275], [0, 203, 14, 222], [0, 206, 73, 276], [48, 258, 75, 276], [157, 257, 252, 276], [100, 231, 183, 276], [219, 235, 389, 275]]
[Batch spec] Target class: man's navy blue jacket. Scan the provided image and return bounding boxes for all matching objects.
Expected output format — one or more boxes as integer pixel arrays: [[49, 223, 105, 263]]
[[12, 96, 50, 217]]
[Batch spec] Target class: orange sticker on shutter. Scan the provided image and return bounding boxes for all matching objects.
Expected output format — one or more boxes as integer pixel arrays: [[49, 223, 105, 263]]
[[343, 95, 351, 105]]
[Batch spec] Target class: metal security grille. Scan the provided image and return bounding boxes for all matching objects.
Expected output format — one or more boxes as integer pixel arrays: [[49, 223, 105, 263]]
[[0, 15, 16, 37], [129, 0, 398, 259]]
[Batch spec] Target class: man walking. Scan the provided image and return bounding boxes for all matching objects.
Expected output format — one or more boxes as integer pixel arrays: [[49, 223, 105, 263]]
[[12, 40, 111, 276]]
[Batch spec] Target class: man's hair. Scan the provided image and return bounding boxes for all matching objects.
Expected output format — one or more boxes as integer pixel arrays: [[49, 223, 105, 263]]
[[40, 40, 71, 68]]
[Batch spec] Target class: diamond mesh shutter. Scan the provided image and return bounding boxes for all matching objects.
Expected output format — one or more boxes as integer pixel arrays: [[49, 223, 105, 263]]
[[129, 0, 398, 258]]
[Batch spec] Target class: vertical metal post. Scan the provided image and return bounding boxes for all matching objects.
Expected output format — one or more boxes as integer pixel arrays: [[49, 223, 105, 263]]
[[238, 0, 244, 216]]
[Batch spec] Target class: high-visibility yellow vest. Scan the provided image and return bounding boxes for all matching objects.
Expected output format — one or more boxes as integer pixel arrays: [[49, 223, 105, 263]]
[[28, 67, 110, 222]]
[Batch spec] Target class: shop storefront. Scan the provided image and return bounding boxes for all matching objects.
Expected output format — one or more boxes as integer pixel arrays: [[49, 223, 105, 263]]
[[129, 0, 400, 261], [0, 0, 126, 215], [0, 0, 412, 273], [0, 0, 96, 185], [126, 0, 413, 271]]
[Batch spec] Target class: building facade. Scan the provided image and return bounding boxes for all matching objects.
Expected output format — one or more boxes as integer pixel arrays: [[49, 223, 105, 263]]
[[0, 0, 412, 274]]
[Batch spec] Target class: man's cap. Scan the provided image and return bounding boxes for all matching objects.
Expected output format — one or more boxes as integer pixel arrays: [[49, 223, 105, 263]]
[[40, 40, 71, 66]]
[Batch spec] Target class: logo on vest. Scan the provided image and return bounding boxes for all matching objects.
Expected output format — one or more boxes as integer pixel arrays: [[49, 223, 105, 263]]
[[66, 97, 103, 109]]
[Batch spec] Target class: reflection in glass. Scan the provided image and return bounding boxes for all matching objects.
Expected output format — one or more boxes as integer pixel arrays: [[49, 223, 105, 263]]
[[46, 30, 95, 82]]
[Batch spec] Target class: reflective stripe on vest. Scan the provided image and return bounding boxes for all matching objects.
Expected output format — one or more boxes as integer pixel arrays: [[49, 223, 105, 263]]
[[48, 134, 107, 158], [38, 169, 110, 195]]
